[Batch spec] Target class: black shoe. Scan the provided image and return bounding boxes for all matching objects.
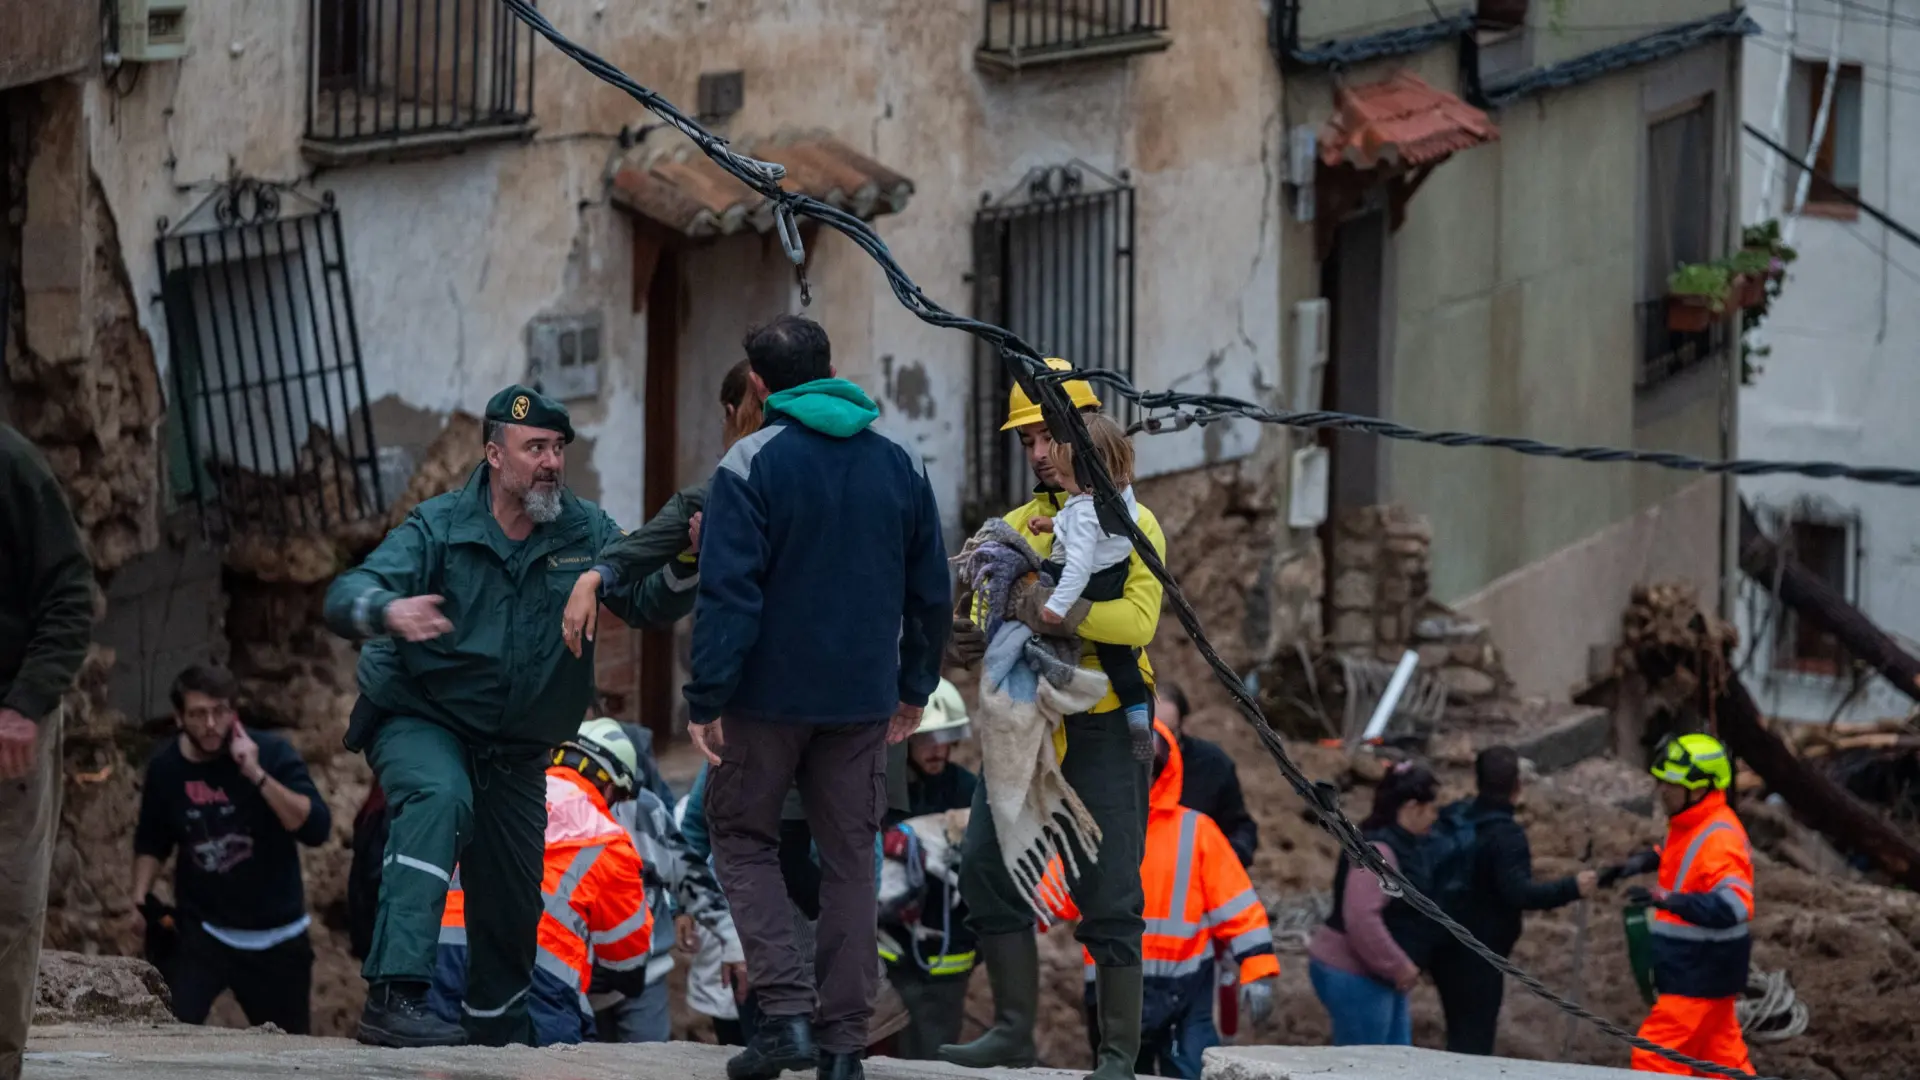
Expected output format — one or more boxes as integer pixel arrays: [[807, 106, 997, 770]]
[[727, 1014, 816, 1080], [818, 1052, 864, 1080], [356, 981, 468, 1048]]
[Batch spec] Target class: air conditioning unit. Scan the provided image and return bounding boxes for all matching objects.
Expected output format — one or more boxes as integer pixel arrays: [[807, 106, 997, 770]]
[[119, 0, 192, 63]]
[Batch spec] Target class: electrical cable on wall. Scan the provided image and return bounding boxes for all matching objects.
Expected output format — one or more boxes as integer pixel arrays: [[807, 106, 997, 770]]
[[494, 3, 1842, 1074]]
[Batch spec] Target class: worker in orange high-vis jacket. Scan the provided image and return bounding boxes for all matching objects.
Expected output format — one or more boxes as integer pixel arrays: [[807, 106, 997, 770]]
[[1045, 721, 1279, 1079], [1616, 733, 1756, 1076], [431, 720, 653, 1045]]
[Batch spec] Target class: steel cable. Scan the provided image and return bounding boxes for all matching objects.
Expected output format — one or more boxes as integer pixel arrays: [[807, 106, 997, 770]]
[[498, 5, 1805, 1074]]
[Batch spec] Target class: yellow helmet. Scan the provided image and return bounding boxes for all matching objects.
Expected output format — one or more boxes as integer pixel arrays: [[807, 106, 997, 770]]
[[1001, 358, 1103, 431], [1649, 732, 1732, 792]]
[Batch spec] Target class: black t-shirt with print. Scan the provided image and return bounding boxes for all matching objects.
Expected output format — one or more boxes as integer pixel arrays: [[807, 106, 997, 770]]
[[134, 731, 332, 931]]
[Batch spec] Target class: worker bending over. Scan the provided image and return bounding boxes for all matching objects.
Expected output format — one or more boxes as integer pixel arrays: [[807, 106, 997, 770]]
[[1051, 722, 1278, 1078], [1620, 734, 1756, 1076], [432, 720, 653, 1045]]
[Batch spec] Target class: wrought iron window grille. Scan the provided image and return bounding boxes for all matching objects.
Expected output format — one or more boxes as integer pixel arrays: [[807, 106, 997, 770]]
[[967, 161, 1136, 527], [305, 0, 538, 161], [156, 179, 385, 541], [978, 0, 1171, 71]]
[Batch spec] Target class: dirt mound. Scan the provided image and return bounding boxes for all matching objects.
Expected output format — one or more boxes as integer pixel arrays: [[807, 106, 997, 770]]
[[35, 951, 173, 1026]]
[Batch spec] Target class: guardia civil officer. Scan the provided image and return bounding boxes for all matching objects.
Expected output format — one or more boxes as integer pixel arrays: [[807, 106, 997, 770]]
[[325, 386, 694, 1047]]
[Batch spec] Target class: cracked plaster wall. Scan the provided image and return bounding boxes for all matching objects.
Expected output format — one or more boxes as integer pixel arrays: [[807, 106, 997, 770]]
[[81, 0, 1281, 536]]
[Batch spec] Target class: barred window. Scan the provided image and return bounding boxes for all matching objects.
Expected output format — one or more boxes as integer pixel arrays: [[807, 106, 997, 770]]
[[978, 0, 1171, 70], [157, 181, 385, 539], [968, 163, 1136, 526], [306, 0, 537, 160]]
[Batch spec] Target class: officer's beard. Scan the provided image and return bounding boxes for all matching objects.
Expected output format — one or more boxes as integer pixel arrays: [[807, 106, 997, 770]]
[[502, 466, 565, 523], [523, 483, 563, 523]]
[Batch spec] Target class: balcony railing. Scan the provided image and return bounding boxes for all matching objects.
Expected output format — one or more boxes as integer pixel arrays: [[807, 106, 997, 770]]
[[978, 0, 1172, 72], [1637, 298, 1728, 392], [304, 0, 537, 164]]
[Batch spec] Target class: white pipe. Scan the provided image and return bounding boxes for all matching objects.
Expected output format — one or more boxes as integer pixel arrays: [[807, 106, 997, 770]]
[[1787, 8, 1847, 246], [1755, 0, 1798, 217], [1362, 650, 1421, 742]]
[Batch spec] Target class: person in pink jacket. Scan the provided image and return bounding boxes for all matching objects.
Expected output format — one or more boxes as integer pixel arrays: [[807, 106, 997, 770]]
[[1306, 762, 1441, 1046]]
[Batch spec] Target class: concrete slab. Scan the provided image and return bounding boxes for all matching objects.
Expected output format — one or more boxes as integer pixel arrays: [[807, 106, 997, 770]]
[[1206, 1045, 1639, 1080], [22, 1025, 1078, 1080]]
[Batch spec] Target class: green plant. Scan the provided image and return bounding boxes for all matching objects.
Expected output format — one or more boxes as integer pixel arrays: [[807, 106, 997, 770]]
[[1668, 262, 1733, 310], [1739, 218, 1799, 384], [1727, 248, 1771, 277]]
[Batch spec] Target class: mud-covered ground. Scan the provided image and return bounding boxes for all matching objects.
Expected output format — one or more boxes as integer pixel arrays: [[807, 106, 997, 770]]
[[50, 462, 1920, 1080]]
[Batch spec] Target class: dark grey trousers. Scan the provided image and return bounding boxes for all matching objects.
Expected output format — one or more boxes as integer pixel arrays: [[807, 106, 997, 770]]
[[706, 717, 888, 1053]]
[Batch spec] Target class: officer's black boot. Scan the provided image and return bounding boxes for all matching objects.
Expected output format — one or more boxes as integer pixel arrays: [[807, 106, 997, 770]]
[[936, 932, 1040, 1068], [727, 1013, 817, 1080], [818, 1051, 865, 1080], [355, 980, 468, 1048]]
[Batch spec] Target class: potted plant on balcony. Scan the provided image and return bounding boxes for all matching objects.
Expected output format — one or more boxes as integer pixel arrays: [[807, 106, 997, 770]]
[[1666, 261, 1732, 332], [1739, 218, 1800, 384], [1727, 248, 1771, 310]]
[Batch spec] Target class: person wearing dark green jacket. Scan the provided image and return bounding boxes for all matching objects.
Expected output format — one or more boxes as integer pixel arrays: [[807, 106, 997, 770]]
[[323, 386, 694, 1049], [0, 422, 94, 1078]]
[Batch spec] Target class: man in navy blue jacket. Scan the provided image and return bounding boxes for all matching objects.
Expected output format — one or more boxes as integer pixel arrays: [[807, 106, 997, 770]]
[[686, 315, 950, 1080]]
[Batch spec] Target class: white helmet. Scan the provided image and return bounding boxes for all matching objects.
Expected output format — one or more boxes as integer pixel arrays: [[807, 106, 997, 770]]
[[914, 679, 971, 743], [556, 717, 640, 796]]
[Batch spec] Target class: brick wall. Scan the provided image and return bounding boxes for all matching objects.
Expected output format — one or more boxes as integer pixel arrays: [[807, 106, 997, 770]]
[[593, 604, 641, 721]]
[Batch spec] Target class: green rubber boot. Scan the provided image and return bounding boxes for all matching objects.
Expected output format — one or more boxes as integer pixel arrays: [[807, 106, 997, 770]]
[[936, 933, 1039, 1069], [1086, 965, 1143, 1080]]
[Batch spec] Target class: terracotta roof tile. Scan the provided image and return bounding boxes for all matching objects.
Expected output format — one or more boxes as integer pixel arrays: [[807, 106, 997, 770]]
[[612, 132, 914, 238], [1319, 72, 1499, 170]]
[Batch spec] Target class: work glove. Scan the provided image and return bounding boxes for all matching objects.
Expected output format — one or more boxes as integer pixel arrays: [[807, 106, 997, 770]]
[[1601, 848, 1661, 887], [1624, 885, 1671, 910], [1240, 978, 1277, 1027], [946, 616, 987, 668], [1012, 578, 1090, 637]]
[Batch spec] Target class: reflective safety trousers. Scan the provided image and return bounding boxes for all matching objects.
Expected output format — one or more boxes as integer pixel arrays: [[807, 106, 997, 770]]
[[434, 769, 653, 1045], [1049, 722, 1279, 987], [1631, 994, 1755, 1076]]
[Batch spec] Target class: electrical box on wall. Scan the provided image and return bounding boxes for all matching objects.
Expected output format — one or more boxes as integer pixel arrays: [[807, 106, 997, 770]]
[[119, 0, 193, 62], [528, 313, 605, 402]]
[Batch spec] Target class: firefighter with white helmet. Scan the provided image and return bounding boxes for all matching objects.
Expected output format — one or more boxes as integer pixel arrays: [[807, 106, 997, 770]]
[[430, 719, 654, 1045], [878, 678, 980, 1059]]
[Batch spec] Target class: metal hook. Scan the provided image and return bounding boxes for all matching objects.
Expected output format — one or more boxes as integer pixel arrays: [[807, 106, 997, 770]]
[[774, 201, 806, 267]]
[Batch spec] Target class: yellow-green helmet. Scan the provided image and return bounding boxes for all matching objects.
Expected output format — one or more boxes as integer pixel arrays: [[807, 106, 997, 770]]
[[1649, 732, 1732, 791]]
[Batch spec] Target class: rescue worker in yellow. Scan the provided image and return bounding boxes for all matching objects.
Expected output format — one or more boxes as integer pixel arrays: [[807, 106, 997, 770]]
[[940, 360, 1166, 1080], [324, 386, 695, 1047], [1616, 734, 1757, 1076], [430, 720, 654, 1045], [1046, 720, 1279, 1079]]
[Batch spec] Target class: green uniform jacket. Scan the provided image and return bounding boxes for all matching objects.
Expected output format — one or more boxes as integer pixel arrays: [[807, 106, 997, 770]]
[[0, 424, 95, 723], [323, 464, 686, 750], [590, 482, 703, 604]]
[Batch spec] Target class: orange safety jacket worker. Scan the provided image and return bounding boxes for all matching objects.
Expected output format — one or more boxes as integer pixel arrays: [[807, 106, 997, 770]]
[[1631, 788, 1755, 1076], [1044, 722, 1279, 1076], [430, 767, 653, 1045]]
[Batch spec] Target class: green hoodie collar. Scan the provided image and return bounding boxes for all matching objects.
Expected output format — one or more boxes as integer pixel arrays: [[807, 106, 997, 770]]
[[765, 378, 880, 438]]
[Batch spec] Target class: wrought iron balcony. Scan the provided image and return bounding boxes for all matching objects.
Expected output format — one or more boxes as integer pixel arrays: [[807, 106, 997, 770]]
[[1636, 298, 1727, 393], [978, 0, 1172, 73], [304, 0, 538, 165]]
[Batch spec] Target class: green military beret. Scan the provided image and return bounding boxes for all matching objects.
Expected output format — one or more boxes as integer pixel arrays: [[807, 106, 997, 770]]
[[484, 384, 575, 443]]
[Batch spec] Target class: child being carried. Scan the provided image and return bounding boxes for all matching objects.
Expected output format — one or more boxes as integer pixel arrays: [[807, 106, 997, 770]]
[[1036, 414, 1153, 762]]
